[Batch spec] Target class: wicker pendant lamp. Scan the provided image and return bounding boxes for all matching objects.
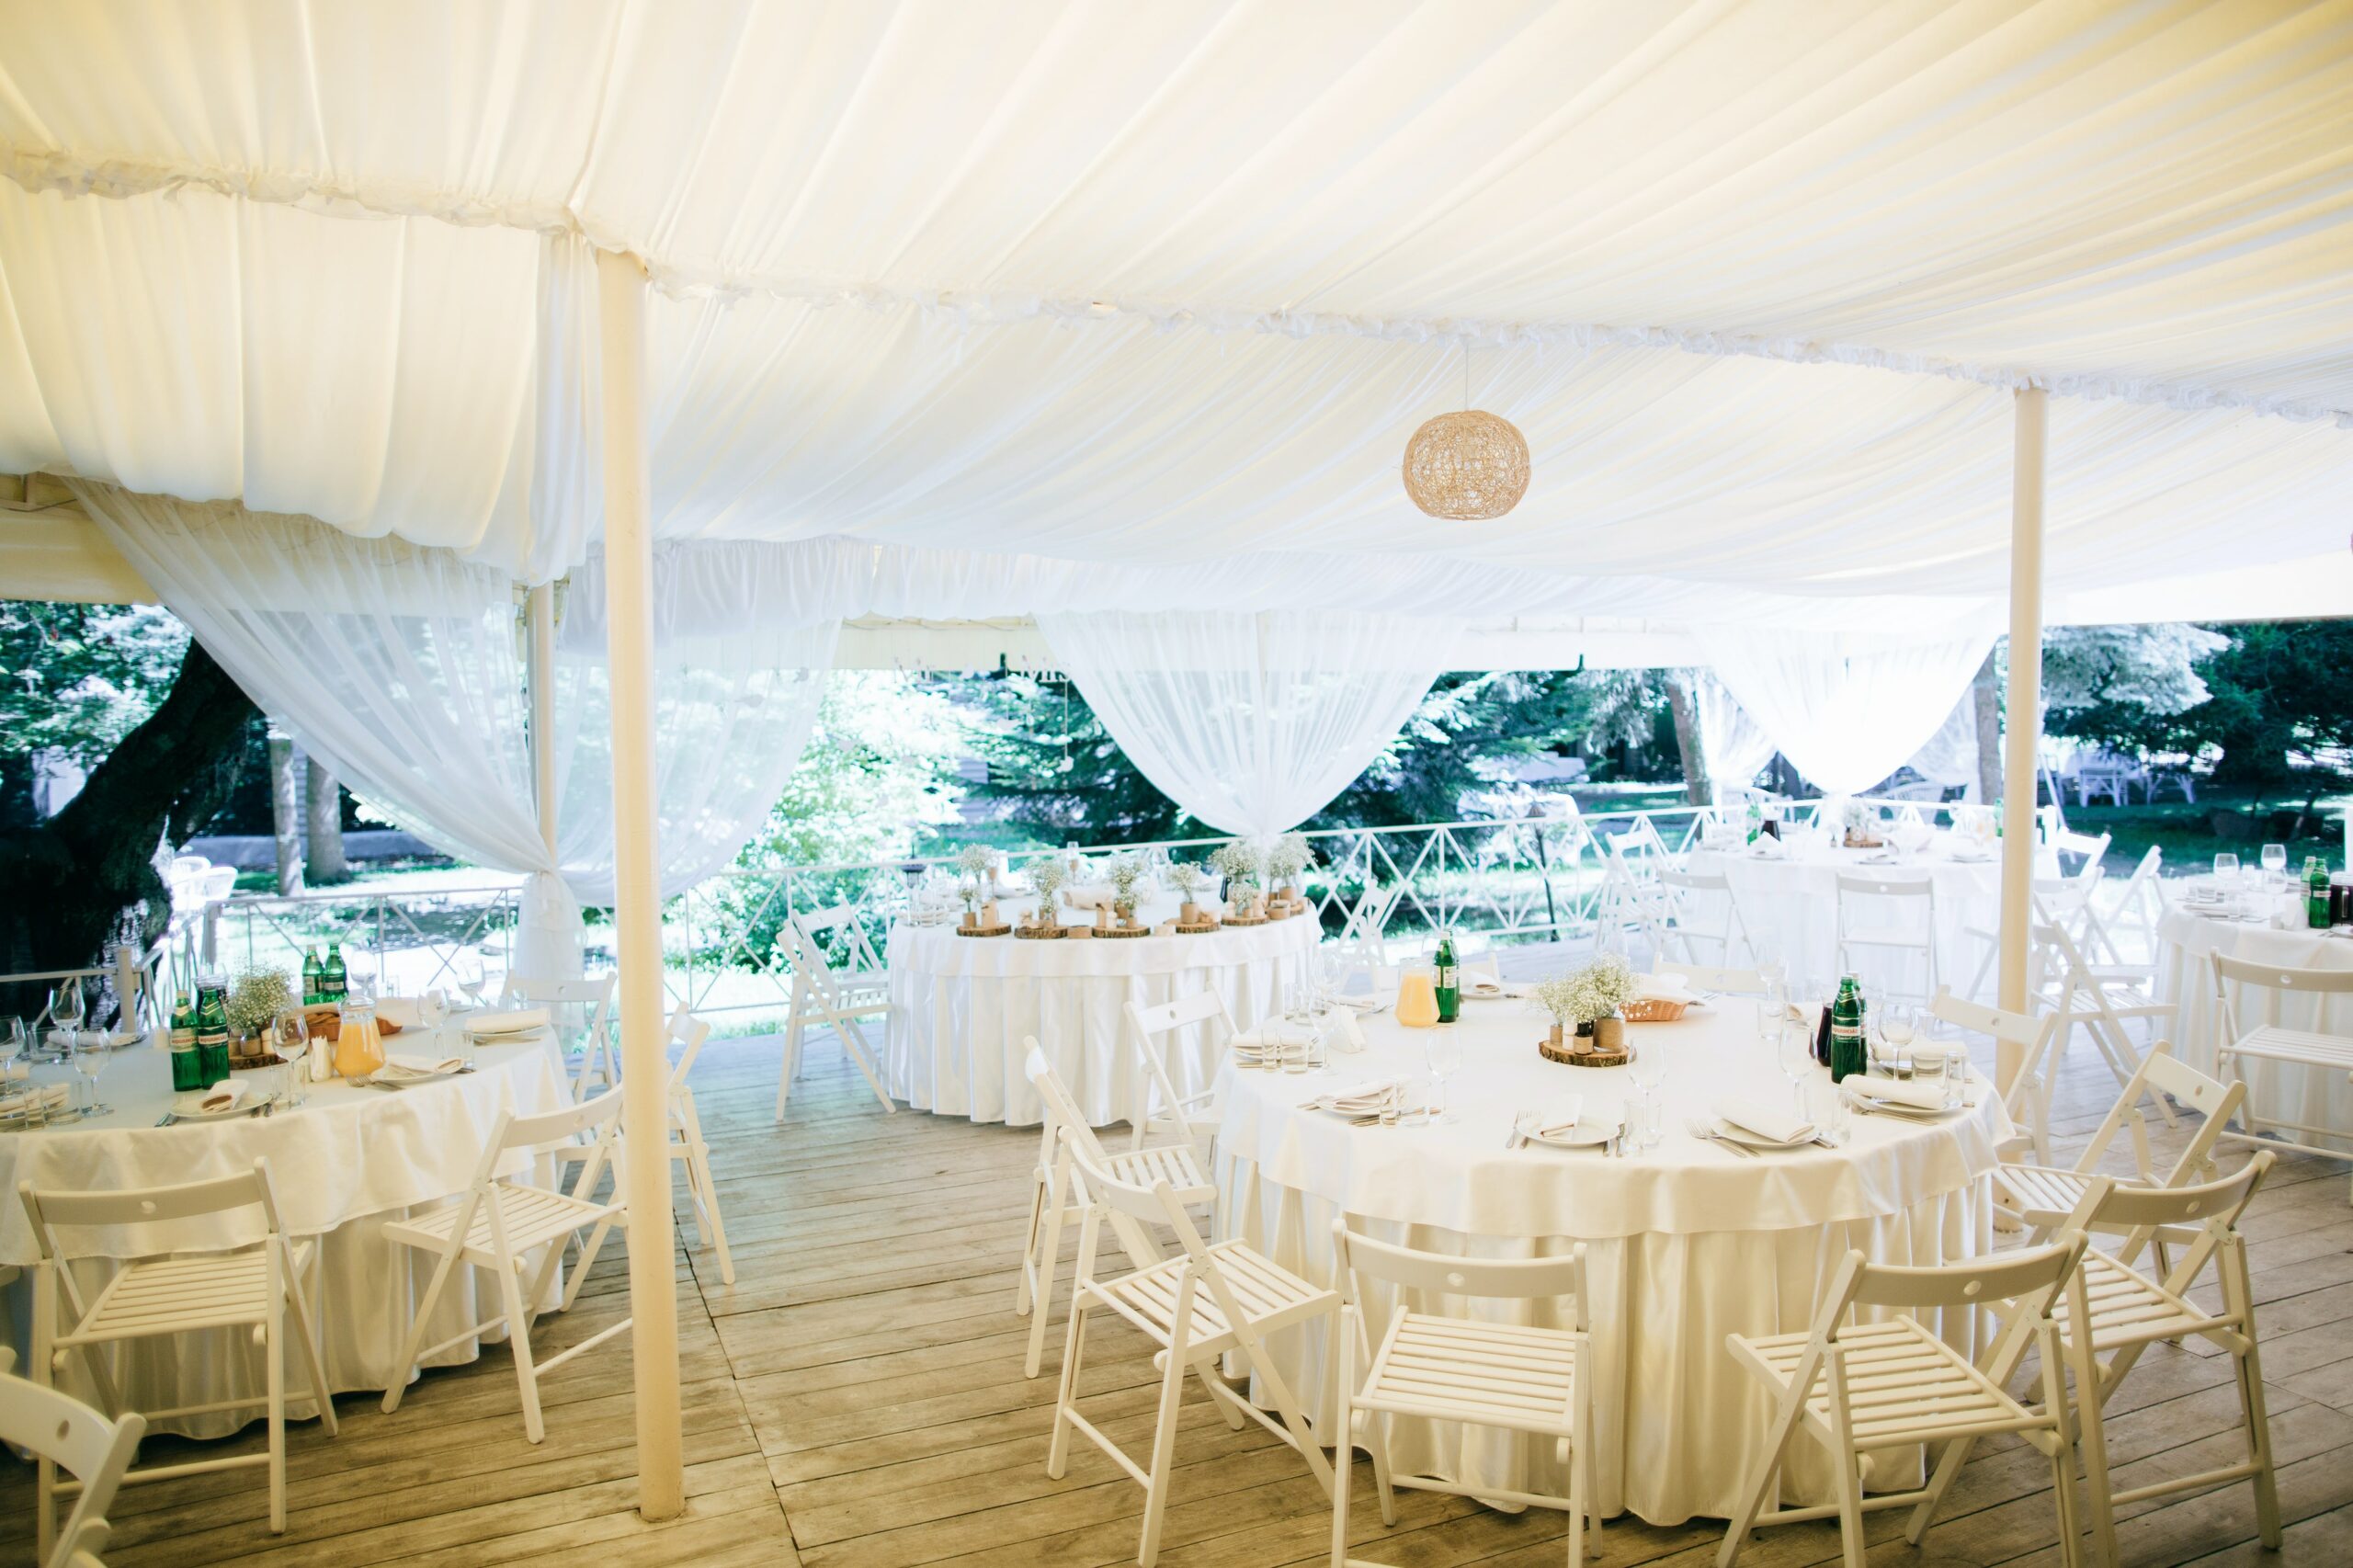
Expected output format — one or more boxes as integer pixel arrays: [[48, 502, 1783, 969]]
[[1402, 344, 1529, 520]]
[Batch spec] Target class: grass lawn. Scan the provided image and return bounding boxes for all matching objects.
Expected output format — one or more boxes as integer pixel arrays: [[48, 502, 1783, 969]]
[[2065, 782, 2348, 877]]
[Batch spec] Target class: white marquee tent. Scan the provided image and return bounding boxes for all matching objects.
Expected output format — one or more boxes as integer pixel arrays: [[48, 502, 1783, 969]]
[[3, 0, 2348, 1514]]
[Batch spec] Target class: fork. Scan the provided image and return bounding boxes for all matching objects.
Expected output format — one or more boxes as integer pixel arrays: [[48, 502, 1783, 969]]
[[1687, 1118, 1756, 1158]]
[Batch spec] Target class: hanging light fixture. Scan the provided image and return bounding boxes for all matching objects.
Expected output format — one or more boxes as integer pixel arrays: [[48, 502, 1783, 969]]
[[1402, 342, 1529, 520]]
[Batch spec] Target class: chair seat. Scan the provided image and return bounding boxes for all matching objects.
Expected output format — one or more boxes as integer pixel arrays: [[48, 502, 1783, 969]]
[[383, 1185, 621, 1266], [2222, 1026, 2353, 1071], [70, 1241, 318, 1341], [1107, 1143, 1212, 1199], [1730, 1317, 2041, 1449], [2051, 1250, 2214, 1355], [1089, 1241, 1329, 1357], [1997, 1163, 2159, 1227], [1357, 1310, 1579, 1437]]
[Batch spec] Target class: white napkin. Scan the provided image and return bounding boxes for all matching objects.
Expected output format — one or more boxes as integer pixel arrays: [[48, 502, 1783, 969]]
[[1061, 881, 1115, 911], [1748, 835, 1789, 860], [181, 1080, 251, 1115], [377, 994, 423, 1028], [1847, 1074, 1946, 1109], [1636, 971, 1692, 1000], [1712, 1099, 1814, 1144], [1322, 1077, 1402, 1112], [0, 1082, 71, 1118], [465, 1006, 550, 1036], [379, 1053, 467, 1080], [1533, 1096, 1585, 1136]]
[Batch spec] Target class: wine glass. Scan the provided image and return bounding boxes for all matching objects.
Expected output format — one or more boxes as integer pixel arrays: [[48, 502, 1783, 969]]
[[272, 1010, 311, 1108], [1422, 1027, 1463, 1124], [1877, 1003, 1919, 1077], [2261, 844, 2288, 884], [2212, 852, 2240, 885], [69, 1028, 111, 1119], [0, 1016, 25, 1083], [455, 956, 487, 1008], [1777, 1021, 1814, 1118], [48, 978, 85, 1062]]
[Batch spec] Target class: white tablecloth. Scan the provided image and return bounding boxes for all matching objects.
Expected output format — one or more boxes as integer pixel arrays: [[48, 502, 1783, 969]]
[[886, 909, 1318, 1124], [2156, 908, 2353, 1154], [1, 1034, 568, 1437], [1686, 841, 2021, 991], [1213, 999, 2009, 1524]]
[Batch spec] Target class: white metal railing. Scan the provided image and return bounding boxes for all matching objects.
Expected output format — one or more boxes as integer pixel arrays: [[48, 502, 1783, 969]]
[[27, 795, 1978, 1029]]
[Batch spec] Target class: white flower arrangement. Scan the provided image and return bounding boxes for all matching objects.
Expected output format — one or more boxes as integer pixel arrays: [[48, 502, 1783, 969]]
[[1263, 832, 1314, 882], [1540, 954, 1638, 1027], [1028, 858, 1068, 902], [1166, 860, 1209, 895], [226, 968, 292, 1039], [1840, 800, 1869, 831], [955, 845, 995, 880], [1209, 840, 1260, 889], [1106, 853, 1148, 915]]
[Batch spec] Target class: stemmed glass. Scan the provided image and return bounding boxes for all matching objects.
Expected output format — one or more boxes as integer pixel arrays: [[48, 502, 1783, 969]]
[[2212, 852, 2241, 885], [1777, 1020, 1815, 1119], [2261, 844, 2288, 884], [68, 1028, 111, 1119], [1876, 1002, 1919, 1077], [272, 1010, 311, 1108], [47, 978, 85, 1063], [455, 957, 487, 1008], [1422, 1027, 1463, 1124], [1628, 1034, 1668, 1153], [0, 1016, 25, 1083]]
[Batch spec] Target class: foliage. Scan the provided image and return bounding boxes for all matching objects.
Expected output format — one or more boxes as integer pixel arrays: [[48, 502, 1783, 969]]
[[225, 968, 292, 1039], [949, 672, 1187, 844], [2041, 623, 2226, 717], [0, 602, 190, 767]]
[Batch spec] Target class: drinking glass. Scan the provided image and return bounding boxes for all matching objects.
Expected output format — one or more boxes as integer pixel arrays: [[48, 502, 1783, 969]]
[[69, 1029, 110, 1118], [1629, 1035, 1667, 1098], [1805, 1078, 1851, 1147], [47, 978, 85, 1062], [1626, 1085, 1664, 1153], [272, 1011, 311, 1107], [2212, 852, 2240, 885], [1913, 1042, 1961, 1109], [1876, 1003, 1919, 1077], [456, 957, 487, 1008], [1422, 1028, 1462, 1123], [0, 1016, 25, 1082], [1777, 1021, 1814, 1118], [2261, 844, 2288, 884]]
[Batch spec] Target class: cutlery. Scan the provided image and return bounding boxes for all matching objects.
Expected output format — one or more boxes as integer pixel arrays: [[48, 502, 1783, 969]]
[[1687, 1119, 1756, 1158], [153, 1111, 177, 1127]]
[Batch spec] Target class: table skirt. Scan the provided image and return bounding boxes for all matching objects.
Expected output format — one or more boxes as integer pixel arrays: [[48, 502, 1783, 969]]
[[1218, 1154, 1995, 1525]]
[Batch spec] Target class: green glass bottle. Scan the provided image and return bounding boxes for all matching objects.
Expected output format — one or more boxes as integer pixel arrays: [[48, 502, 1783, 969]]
[[169, 991, 205, 1092], [1828, 975, 1866, 1085], [194, 982, 233, 1086], [1433, 927, 1460, 1024], [322, 942, 347, 1001], [301, 947, 323, 1006], [2306, 857, 2331, 930]]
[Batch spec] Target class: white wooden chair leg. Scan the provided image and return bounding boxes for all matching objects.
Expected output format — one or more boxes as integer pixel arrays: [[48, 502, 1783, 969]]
[[1023, 1169, 1067, 1379], [31, 1262, 60, 1566], [1193, 1356, 1246, 1429], [1046, 1297, 1088, 1479], [1369, 1409, 1398, 1526], [776, 996, 805, 1120], [501, 1261, 546, 1444], [1329, 1402, 1352, 1568], [383, 1239, 465, 1415], [694, 1141, 735, 1285], [838, 1016, 897, 1113], [283, 1253, 339, 1437], [1824, 1354, 1866, 1568], [266, 1256, 288, 1532], [1015, 1174, 1046, 1317], [1136, 1298, 1194, 1568]]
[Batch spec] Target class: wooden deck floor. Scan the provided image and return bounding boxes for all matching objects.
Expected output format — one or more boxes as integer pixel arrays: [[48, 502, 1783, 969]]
[[8, 1017, 2353, 1568]]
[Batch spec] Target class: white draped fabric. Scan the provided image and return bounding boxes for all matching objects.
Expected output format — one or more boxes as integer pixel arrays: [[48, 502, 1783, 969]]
[[1691, 673, 1777, 794], [1040, 610, 1455, 836], [1696, 627, 1997, 797], [1904, 694, 1987, 800]]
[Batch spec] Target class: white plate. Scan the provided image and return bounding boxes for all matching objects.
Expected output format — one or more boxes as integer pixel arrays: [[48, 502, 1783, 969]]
[[170, 1090, 272, 1122], [1528, 1119, 1617, 1149], [1711, 1118, 1816, 1150], [1462, 983, 1518, 1002], [1843, 1088, 1961, 1119], [465, 1023, 544, 1040]]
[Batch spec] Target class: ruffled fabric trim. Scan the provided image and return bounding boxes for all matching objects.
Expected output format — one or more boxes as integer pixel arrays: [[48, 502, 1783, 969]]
[[6, 144, 2346, 429]]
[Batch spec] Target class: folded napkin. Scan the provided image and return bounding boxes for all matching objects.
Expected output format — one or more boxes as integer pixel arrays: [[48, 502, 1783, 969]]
[[379, 1053, 466, 1080], [0, 1082, 72, 1119], [1711, 1099, 1814, 1144], [181, 1080, 251, 1115], [1847, 1074, 1946, 1109], [465, 1006, 550, 1036], [1531, 1096, 1585, 1137], [1748, 835, 1789, 860], [1320, 1077, 1402, 1112]]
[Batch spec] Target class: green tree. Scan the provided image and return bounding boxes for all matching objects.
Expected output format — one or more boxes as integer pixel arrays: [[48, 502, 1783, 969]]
[[954, 672, 1189, 844], [0, 601, 190, 824], [1309, 670, 1603, 828]]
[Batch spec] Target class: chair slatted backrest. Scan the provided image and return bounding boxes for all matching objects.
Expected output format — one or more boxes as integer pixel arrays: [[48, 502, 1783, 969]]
[[1024, 1042, 1115, 1173], [2060, 1039, 2241, 1188], [1334, 1223, 1588, 1334], [1930, 985, 2050, 1059], [1124, 992, 1226, 1145], [19, 1161, 280, 1259], [2093, 1152, 2272, 1290], [494, 1083, 629, 1206], [665, 1005, 712, 1095], [2211, 950, 2353, 1040], [0, 1356, 145, 1568], [793, 903, 888, 985], [1836, 871, 1935, 903]]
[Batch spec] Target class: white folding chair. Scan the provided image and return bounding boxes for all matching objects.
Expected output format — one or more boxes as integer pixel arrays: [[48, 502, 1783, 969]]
[[1716, 1231, 2102, 1568], [1597, 830, 1676, 959], [1654, 960, 1773, 995], [2051, 827, 2111, 877], [1016, 1042, 1214, 1379], [1962, 875, 2090, 1003], [20, 1159, 337, 1544], [1048, 1138, 1338, 1567], [2211, 951, 2353, 1199], [1995, 1041, 2243, 1272], [1657, 867, 1755, 966], [775, 905, 895, 1118], [1330, 1224, 1599, 1568], [2097, 845, 2168, 969], [1122, 991, 1230, 1152], [1833, 873, 1938, 1004], [661, 1006, 735, 1285], [0, 1349, 146, 1568], [1930, 985, 2063, 1162], [381, 1086, 631, 1442], [500, 971, 617, 1102], [1337, 881, 1404, 984], [2040, 920, 2177, 1119], [1945, 1156, 2283, 1568]]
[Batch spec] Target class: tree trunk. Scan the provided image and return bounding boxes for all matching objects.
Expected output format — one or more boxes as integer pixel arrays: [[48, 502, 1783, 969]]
[[0, 642, 256, 1019], [1972, 649, 2003, 805], [1664, 674, 1710, 806], [305, 755, 348, 882], [267, 729, 304, 894]]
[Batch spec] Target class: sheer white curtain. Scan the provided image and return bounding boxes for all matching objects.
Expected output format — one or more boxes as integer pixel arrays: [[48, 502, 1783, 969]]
[[75, 483, 584, 976], [1691, 673, 1777, 793], [1694, 626, 1995, 797], [553, 551, 838, 904], [1904, 695, 1984, 800], [1040, 609, 1457, 836]]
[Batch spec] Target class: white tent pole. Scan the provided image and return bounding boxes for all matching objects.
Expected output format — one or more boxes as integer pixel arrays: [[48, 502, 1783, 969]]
[[595, 246, 684, 1520], [527, 583, 559, 862], [1996, 386, 2048, 1092]]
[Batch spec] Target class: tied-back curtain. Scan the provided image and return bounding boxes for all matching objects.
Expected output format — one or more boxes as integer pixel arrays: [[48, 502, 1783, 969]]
[[1691, 673, 1777, 793], [552, 550, 838, 904], [74, 482, 585, 976], [1904, 694, 1984, 800], [1694, 626, 1996, 798], [1039, 609, 1458, 837]]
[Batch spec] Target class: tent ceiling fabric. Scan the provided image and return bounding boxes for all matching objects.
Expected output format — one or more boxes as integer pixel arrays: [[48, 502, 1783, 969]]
[[0, 1, 2347, 624]]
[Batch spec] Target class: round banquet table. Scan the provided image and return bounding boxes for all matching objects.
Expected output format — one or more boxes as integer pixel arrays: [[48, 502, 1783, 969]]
[[1, 1032, 569, 1437], [2155, 903, 2353, 1154], [1686, 838, 2031, 990], [1213, 998, 2010, 1525], [886, 904, 1319, 1125]]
